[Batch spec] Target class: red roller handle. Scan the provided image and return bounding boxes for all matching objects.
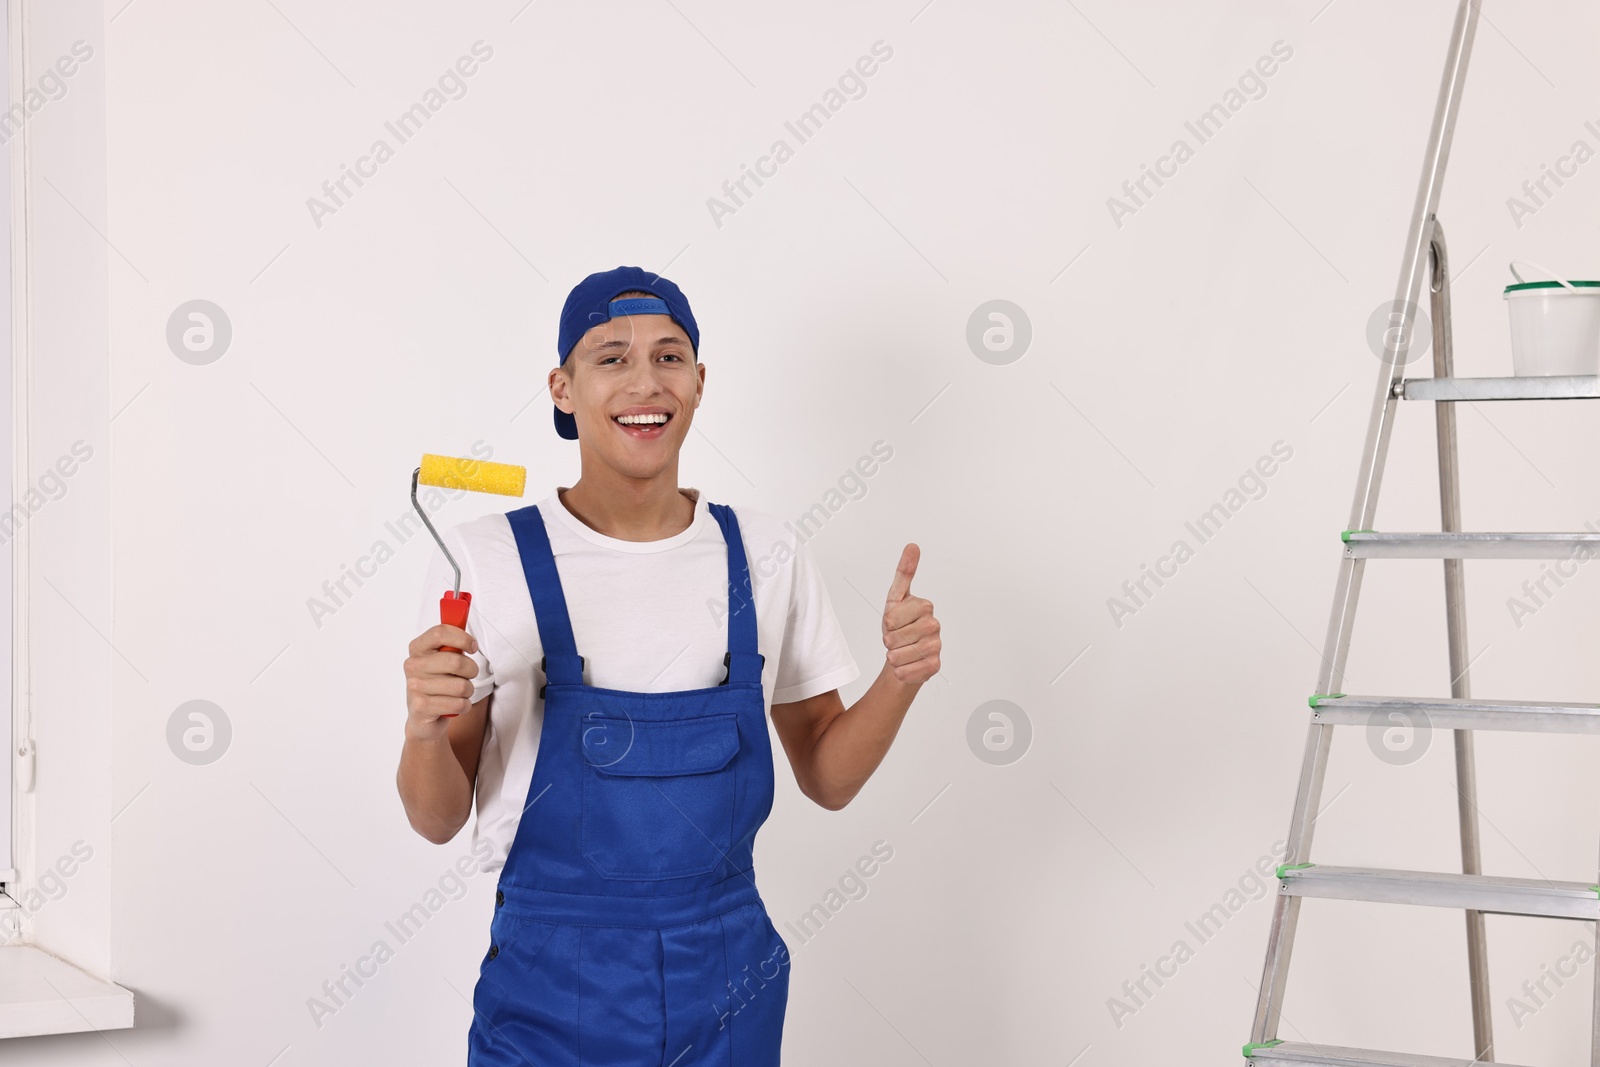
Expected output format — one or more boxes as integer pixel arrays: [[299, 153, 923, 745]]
[[438, 591, 473, 719]]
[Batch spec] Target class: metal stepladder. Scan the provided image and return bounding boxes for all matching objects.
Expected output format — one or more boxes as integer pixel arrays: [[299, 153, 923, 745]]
[[1245, 2, 1600, 1065]]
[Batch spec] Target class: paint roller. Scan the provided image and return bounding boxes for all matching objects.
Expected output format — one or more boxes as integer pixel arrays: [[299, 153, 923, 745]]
[[412, 454, 526, 712]]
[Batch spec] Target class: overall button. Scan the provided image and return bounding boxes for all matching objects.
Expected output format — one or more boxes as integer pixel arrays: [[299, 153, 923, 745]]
[[487, 944, 499, 960], [495, 889, 504, 907]]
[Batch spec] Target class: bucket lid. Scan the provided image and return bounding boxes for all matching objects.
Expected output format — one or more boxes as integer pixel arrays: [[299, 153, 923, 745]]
[[1505, 279, 1600, 293]]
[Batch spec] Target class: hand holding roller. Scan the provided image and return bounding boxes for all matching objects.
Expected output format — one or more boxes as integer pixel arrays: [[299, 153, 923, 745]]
[[412, 454, 526, 711]]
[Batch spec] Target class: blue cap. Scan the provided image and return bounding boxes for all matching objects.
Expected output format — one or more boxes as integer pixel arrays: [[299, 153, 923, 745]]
[[553, 265, 700, 440]]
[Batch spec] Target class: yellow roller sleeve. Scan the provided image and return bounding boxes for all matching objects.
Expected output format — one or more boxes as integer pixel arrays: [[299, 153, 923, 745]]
[[418, 454, 526, 497]]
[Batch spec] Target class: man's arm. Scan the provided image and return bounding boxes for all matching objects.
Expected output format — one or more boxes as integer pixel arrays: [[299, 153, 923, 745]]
[[771, 543, 940, 810], [771, 666, 921, 810], [397, 623, 490, 844]]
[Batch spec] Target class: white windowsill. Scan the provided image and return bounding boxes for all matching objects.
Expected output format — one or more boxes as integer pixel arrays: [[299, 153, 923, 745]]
[[0, 944, 133, 1038]]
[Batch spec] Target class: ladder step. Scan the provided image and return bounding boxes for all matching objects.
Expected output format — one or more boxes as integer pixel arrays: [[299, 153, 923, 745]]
[[1279, 865, 1599, 919], [1312, 694, 1600, 734], [1343, 531, 1600, 558], [1245, 1040, 1534, 1066], [1400, 373, 1600, 402]]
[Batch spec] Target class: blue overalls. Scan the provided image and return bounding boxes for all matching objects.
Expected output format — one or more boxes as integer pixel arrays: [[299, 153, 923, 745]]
[[467, 501, 791, 1066]]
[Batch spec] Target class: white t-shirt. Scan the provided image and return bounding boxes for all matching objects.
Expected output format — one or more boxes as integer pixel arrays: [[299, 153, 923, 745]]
[[414, 486, 862, 873]]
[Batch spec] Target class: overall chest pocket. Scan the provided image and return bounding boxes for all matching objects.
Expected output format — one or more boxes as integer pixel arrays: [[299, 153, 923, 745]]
[[580, 713, 741, 881]]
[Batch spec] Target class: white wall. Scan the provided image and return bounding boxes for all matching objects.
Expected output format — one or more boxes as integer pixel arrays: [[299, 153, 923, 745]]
[[12, 0, 1600, 1063], [19, 0, 111, 981]]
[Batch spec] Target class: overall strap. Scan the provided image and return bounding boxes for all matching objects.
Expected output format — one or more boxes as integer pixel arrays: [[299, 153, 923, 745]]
[[505, 506, 585, 686], [708, 502, 763, 685]]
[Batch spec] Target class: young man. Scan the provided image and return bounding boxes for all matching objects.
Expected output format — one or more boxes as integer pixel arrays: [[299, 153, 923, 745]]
[[396, 265, 941, 1065]]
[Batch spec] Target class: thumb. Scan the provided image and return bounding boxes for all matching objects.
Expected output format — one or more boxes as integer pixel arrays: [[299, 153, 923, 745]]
[[885, 544, 919, 606]]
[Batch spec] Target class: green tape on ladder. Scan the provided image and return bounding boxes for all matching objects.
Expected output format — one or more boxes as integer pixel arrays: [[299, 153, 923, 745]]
[[1307, 693, 1345, 708], [1276, 862, 1314, 880], [1340, 529, 1373, 542], [1243, 1038, 1283, 1059]]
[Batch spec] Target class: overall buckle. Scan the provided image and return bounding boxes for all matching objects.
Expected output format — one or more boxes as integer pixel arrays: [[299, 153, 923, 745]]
[[718, 651, 766, 685], [538, 654, 584, 699]]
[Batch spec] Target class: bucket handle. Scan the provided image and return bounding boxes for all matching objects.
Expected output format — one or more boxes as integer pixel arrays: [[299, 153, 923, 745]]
[[1509, 260, 1579, 291]]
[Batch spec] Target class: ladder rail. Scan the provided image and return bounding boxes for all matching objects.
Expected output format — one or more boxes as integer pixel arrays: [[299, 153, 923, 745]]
[[1249, 0, 1482, 1046], [1429, 220, 1491, 1060], [1346, 0, 1479, 537]]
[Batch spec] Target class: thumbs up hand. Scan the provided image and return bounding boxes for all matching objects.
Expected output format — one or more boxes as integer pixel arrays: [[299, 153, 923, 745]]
[[883, 544, 941, 687]]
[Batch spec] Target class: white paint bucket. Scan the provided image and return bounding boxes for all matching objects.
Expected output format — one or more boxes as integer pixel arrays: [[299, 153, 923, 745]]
[[1503, 261, 1600, 376]]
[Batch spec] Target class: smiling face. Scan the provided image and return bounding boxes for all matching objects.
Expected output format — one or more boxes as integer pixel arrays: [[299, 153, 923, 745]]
[[549, 292, 704, 477]]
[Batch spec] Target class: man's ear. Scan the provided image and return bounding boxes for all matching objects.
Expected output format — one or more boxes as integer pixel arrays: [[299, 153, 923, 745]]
[[549, 366, 573, 412]]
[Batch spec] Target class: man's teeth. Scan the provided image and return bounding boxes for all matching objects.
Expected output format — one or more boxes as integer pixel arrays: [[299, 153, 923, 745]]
[[615, 414, 669, 425]]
